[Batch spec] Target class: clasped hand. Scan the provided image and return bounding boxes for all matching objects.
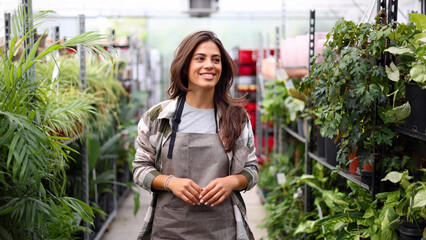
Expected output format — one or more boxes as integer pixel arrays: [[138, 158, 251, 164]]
[[167, 176, 236, 206]]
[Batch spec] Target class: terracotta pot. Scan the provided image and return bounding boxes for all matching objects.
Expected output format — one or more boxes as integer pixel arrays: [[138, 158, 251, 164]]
[[349, 149, 360, 176], [363, 162, 373, 171]]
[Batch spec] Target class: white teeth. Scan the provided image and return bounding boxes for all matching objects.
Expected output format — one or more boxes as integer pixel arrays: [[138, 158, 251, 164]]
[[201, 74, 213, 77]]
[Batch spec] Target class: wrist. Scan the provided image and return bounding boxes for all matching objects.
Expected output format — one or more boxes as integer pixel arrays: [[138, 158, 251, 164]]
[[164, 175, 174, 191], [227, 174, 248, 191], [226, 175, 240, 190]]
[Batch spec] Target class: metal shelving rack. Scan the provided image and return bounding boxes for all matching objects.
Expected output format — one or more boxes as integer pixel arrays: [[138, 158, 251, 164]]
[[274, 0, 424, 217], [77, 14, 90, 240], [78, 15, 120, 240]]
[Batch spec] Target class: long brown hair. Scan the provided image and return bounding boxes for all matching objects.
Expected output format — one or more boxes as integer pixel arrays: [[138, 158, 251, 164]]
[[167, 30, 246, 152]]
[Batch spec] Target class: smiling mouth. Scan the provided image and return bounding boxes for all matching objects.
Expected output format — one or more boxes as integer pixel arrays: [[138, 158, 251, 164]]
[[200, 73, 215, 77]]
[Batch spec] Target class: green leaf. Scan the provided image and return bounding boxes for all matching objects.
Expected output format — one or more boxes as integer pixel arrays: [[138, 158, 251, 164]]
[[383, 102, 411, 123], [294, 220, 317, 235], [382, 171, 404, 183], [99, 132, 122, 155], [409, 13, 426, 31], [410, 64, 426, 84], [386, 62, 400, 82], [380, 206, 399, 230], [87, 134, 100, 170], [7, 133, 20, 170], [363, 207, 376, 219], [385, 47, 414, 56], [0, 225, 13, 240], [413, 190, 426, 208]]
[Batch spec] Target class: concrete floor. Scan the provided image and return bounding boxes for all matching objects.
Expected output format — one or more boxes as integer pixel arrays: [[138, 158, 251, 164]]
[[101, 186, 268, 240]]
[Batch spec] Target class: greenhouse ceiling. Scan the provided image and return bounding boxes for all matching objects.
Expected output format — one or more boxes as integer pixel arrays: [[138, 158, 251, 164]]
[[0, 0, 422, 21]]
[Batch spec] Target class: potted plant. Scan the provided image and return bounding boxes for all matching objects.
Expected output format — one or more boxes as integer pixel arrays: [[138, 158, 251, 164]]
[[301, 16, 410, 175], [381, 170, 426, 239], [385, 13, 426, 134]]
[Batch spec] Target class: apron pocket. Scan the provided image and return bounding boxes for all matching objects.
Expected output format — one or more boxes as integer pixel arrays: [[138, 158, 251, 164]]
[[152, 208, 186, 239], [183, 211, 236, 240]]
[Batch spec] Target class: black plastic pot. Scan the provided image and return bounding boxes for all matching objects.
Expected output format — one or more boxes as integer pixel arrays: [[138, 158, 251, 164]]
[[361, 170, 372, 187], [325, 136, 338, 167], [316, 126, 326, 158], [405, 82, 426, 134], [289, 121, 298, 132], [397, 220, 426, 240]]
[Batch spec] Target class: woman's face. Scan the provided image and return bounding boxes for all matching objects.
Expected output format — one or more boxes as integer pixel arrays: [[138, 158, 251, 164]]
[[187, 41, 222, 92]]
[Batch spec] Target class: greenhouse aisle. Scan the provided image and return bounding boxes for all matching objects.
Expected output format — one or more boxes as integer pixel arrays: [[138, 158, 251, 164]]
[[101, 186, 268, 240]]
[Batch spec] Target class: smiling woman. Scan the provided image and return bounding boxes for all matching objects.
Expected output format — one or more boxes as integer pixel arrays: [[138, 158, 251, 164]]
[[132, 30, 259, 240]]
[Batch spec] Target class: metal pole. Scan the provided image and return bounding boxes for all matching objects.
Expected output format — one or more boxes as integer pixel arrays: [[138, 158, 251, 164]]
[[22, 0, 35, 80], [79, 15, 87, 90], [304, 10, 316, 214], [377, 0, 387, 24], [388, 0, 398, 23], [256, 33, 264, 157], [281, 0, 286, 39], [78, 14, 90, 240], [54, 26, 60, 42], [4, 13, 11, 58], [308, 10, 315, 72], [273, 27, 279, 160]]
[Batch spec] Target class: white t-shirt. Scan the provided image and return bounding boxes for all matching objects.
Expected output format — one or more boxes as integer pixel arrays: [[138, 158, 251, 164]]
[[177, 102, 216, 134]]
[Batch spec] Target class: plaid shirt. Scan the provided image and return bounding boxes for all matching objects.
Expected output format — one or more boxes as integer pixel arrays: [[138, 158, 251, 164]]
[[133, 96, 258, 240]]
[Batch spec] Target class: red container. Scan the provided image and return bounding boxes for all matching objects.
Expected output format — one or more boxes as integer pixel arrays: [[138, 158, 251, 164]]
[[254, 49, 279, 59], [245, 103, 257, 112], [238, 50, 254, 64], [238, 65, 255, 75]]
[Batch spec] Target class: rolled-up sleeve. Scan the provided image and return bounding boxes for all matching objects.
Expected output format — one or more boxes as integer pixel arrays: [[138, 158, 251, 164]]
[[133, 112, 161, 192], [238, 116, 258, 191]]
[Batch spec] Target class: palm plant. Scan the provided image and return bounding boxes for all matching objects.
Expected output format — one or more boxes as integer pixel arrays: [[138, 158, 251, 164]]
[[0, 4, 113, 239], [37, 56, 126, 133]]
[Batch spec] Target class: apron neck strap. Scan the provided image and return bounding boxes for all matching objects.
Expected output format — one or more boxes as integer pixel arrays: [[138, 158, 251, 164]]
[[167, 94, 186, 159]]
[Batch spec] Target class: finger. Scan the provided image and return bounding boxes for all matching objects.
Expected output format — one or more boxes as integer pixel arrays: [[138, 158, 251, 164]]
[[183, 189, 200, 205], [211, 195, 227, 207], [189, 181, 203, 194], [200, 182, 216, 199], [201, 187, 220, 205], [205, 189, 224, 205], [179, 193, 195, 205], [187, 186, 202, 202], [177, 190, 198, 205]]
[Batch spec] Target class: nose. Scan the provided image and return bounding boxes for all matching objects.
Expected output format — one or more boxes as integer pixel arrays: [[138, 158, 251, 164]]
[[204, 59, 214, 69]]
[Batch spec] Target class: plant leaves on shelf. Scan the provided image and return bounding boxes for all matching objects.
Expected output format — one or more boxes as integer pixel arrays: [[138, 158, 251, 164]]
[[413, 190, 426, 208], [385, 62, 400, 82], [410, 64, 426, 85]]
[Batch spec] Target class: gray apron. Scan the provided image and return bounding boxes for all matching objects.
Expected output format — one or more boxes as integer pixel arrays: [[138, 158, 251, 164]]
[[151, 98, 236, 240]]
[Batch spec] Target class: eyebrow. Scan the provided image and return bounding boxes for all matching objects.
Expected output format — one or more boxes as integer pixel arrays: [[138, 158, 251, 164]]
[[193, 53, 221, 58]]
